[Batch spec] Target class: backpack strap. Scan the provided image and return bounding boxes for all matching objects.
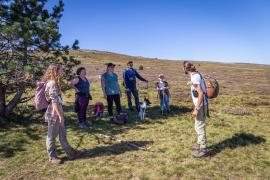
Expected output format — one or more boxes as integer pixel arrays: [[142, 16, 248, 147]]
[[194, 72, 210, 118]]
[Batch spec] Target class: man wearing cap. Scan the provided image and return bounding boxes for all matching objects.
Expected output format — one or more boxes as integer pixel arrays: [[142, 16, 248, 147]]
[[123, 61, 148, 112]]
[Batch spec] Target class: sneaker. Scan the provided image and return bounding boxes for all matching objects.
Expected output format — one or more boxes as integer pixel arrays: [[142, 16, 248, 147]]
[[193, 150, 208, 158], [68, 150, 83, 160], [78, 123, 84, 129], [49, 157, 62, 164], [191, 145, 200, 151]]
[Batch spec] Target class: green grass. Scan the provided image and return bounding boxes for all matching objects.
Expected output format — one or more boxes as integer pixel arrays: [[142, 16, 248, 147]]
[[1, 50, 270, 179]]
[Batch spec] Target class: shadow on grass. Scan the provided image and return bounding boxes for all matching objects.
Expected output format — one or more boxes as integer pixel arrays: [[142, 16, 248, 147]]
[[146, 105, 192, 119], [0, 138, 29, 158], [0, 103, 191, 158], [0, 106, 44, 158], [208, 132, 266, 157], [78, 140, 153, 159], [63, 104, 193, 144]]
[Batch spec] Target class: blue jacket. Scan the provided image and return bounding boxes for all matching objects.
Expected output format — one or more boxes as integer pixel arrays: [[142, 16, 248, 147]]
[[123, 67, 146, 89]]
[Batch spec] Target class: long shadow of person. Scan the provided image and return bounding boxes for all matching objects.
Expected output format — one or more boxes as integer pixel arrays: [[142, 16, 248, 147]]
[[77, 140, 153, 159], [208, 132, 266, 157]]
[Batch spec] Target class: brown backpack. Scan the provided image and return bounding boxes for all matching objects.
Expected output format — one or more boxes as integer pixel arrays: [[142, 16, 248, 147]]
[[201, 74, 219, 99]]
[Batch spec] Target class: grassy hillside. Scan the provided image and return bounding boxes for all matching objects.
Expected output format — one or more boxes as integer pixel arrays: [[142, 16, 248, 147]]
[[1, 50, 270, 179]]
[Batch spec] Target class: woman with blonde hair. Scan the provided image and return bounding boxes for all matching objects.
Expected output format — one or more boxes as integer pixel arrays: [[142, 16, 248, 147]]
[[42, 63, 81, 164]]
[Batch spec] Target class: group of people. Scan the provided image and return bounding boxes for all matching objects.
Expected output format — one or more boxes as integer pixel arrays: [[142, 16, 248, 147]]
[[41, 60, 209, 164], [68, 61, 171, 126]]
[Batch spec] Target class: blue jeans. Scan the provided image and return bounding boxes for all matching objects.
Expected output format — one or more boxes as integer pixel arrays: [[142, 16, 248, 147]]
[[159, 92, 170, 111], [126, 89, 140, 111]]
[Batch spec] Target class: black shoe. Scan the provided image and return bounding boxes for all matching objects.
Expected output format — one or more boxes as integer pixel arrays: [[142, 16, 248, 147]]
[[193, 150, 208, 158], [167, 110, 171, 114]]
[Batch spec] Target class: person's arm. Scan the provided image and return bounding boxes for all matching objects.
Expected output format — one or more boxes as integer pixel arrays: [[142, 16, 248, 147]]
[[165, 81, 169, 89], [48, 81, 64, 123], [53, 102, 64, 123], [192, 84, 204, 117], [101, 75, 107, 99], [156, 82, 160, 91], [68, 77, 80, 92], [123, 70, 130, 91], [135, 69, 147, 82]]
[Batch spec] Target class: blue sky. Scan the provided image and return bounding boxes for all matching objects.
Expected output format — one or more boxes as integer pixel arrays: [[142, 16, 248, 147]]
[[48, 0, 270, 64]]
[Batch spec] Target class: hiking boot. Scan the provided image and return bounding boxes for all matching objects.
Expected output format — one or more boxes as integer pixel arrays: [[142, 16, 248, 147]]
[[193, 149, 208, 158], [110, 117, 124, 125], [68, 149, 83, 160], [191, 145, 200, 151], [49, 157, 62, 164]]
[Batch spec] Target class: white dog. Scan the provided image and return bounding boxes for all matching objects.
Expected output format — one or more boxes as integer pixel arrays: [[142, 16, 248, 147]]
[[138, 97, 151, 121]]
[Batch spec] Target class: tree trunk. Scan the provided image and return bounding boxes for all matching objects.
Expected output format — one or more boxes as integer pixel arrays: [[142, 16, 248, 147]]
[[0, 85, 6, 117], [4, 83, 25, 117]]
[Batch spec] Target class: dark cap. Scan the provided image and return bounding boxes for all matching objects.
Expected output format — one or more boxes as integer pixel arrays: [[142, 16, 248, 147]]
[[106, 63, 116, 67], [127, 61, 133, 65]]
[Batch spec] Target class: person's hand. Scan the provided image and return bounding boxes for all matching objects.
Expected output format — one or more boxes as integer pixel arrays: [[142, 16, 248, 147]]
[[103, 94, 107, 99], [59, 115, 64, 124], [192, 109, 198, 117], [145, 80, 149, 83], [187, 81, 192, 85]]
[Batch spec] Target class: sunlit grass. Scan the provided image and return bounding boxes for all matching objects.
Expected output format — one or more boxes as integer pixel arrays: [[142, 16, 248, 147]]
[[1, 51, 270, 179]]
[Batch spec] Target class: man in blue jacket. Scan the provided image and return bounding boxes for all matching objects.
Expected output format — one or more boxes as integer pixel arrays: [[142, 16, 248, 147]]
[[123, 61, 148, 112]]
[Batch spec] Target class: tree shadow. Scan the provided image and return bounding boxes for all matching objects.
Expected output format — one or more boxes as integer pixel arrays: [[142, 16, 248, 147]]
[[208, 132, 266, 157], [77, 140, 153, 159], [0, 138, 29, 158], [0, 106, 44, 158]]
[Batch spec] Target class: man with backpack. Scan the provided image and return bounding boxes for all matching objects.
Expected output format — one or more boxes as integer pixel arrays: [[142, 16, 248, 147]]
[[183, 61, 209, 158], [123, 61, 148, 112]]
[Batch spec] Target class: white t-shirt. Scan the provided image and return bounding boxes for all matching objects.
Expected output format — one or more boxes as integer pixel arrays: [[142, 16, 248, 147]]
[[190, 73, 207, 106]]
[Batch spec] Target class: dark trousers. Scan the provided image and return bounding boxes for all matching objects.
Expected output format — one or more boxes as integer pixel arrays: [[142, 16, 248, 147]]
[[76, 95, 89, 123], [126, 89, 140, 111], [107, 94, 122, 117]]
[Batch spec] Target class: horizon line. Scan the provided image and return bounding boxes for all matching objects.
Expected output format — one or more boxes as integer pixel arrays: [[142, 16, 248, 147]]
[[77, 49, 270, 66]]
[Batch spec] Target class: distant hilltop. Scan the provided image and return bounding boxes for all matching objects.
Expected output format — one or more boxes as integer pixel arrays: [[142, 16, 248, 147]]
[[70, 49, 270, 66]]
